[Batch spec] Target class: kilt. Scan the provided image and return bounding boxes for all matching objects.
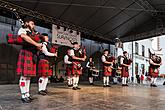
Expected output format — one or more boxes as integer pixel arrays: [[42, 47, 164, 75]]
[[66, 65, 72, 76], [38, 59, 52, 77], [121, 66, 129, 77], [88, 69, 93, 77], [149, 67, 159, 78], [103, 66, 112, 76], [72, 62, 82, 76], [16, 49, 36, 77]]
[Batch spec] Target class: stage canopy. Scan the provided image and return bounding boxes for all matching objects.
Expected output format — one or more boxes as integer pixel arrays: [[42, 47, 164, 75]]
[[2, 0, 165, 42]]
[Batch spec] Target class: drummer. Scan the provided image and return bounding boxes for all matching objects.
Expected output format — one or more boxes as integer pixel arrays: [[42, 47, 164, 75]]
[[86, 57, 96, 85]]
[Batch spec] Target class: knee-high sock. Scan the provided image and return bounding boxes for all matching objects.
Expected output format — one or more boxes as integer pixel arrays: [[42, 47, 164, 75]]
[[151, 77, 154, 84], [76, 76, 79, 87], [43, 77, 48, 90], [38, 77, 44, 91], [153, 78, 157, 84], [122, 77, 125, 84], [89, 77, 93, 83], [19, 76, 26, 98], [70, 76, 73, 85], [125, 77, 127, 84], [106, 76, 109, 85], [103, 77, 106, 85], [67, 77, 71, 85], [73, 76, 77, 87], [25, 78, 30, 97]]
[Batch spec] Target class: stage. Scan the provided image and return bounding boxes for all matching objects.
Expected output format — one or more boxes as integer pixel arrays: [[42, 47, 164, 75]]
[[0, 82, 165, 110]]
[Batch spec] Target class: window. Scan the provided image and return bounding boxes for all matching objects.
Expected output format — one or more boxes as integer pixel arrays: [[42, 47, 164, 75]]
[[135, 63, 138, 75], [135, 42, 138, 54], [142, 45, 145, 56], [141, 64, 145, 75]]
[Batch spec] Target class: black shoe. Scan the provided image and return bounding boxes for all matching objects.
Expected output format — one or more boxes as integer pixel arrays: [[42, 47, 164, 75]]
[[76, 87, 81, 90], [68, 85, 73, 87], [103, 85, 106, 87], [72, 87, 77, 90], [38, 91, 47, 95], [21, 98, 31, 103], [152, 84, 157, 87], [90, 83, 94, 85], [122, 84, 125, 86], [125, 84, 129, 86], [43, 90, 48, 94], [106, 85, 111, 87], [28, 96, 34, 100], [150, 84, 153, 87]]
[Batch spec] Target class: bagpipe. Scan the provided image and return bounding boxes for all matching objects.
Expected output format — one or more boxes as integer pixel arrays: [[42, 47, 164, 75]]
[[7, 31, 43, 45], [151, 55, 162, 68], [105, 55, 115, 73], [73, 46, 87, 70], [6, 10, 43, 45], [117, 55, 132, 67]]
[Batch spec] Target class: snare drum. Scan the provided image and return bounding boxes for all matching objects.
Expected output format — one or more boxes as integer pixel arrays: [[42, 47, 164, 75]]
[[90, 69, 99, 77]]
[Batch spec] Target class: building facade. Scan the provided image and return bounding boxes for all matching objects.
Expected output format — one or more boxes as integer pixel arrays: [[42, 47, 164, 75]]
[[123, 38, 161, 83]]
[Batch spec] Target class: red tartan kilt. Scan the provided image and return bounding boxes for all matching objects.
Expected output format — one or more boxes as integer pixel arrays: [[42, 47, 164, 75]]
[[149, 67, 159, 78], [121, 67, 129, 77], [72, 62, 82, 76], [16, 49, 36, 77], [38, 59, 52, 77], [103, 66, 112, 76], [66, 66, 72, 76]]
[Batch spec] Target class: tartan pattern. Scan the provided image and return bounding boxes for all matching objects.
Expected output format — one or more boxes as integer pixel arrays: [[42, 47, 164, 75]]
[[7, 34, 23, 44], [7, 33, 41, 45], [16, 50, 36, 77], [121, 67, 129, 77], [66, 65, 72, 76], [38, 59, 52, 77], [103, 66, 112, 76], [72, 62, 82, 76], [149, 67, 159, 78]]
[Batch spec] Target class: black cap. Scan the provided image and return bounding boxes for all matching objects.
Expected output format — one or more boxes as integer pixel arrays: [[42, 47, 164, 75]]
[[123, 51, 127, 54], [104, 49, 109, 52], [72, 42, 78, 45], [41, 33, 48, 36], [23, 16, 34, 23]]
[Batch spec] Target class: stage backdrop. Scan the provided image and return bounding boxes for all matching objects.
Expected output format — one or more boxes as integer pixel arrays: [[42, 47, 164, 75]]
[[52, 24, 81, 47]]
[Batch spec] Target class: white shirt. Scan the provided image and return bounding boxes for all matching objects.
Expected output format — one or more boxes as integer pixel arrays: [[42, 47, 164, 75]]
[[41, 42, 55, 57], [120, 57, 124, 65], [64, 55, 72, 64], [101, 54, 107, 63], [18, 28, 30, 35], [70, 49, 75, 56], [86, 62, 90, 68]]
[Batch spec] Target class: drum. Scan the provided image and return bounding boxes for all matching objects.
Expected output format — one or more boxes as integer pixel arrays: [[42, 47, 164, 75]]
[[90, 68, 99, 77]]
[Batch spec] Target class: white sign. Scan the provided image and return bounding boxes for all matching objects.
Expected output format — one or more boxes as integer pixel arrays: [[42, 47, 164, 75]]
[[52, 24, 81, 47]]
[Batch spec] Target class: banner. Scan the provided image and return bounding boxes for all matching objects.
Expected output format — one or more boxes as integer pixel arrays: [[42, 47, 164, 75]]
[[52, 24, 81, 47]]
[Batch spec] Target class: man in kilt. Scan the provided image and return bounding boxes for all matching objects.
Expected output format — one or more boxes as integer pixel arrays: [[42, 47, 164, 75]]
[[38, 33, 57, 95], [120, 51, 131, 86], [101, 49, 113, 87], [64, 49, 73, 87], [149, 54, 162, 87], [70, 42, 86, 90], [16, 17, 42, 103]]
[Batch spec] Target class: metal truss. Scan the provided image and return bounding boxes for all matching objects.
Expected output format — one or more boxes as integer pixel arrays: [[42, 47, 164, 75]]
[[121, 27, 165, 42], [0, 0, 113, 43]]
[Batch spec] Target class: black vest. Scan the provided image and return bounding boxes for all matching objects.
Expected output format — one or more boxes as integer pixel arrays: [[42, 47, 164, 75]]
[[39, 42, 55, 61], [89, 62, 94, 68], [72, 48, 81, 62], [103, 55, 111, 66]]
